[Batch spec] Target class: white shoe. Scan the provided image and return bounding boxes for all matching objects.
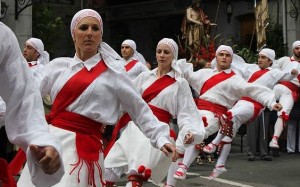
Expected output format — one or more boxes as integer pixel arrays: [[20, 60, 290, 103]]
[[208, 165, 227, 180], [203, 143, 217, 154], [173, 163, 187, 180], [269, 139, 279, 148]]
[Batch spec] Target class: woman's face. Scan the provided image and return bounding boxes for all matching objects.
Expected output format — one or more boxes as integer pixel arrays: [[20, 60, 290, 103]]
[[73, 17, 102, 54], [156, 44, 174, 68]]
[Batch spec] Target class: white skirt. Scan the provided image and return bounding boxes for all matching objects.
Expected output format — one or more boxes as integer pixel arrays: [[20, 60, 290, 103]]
[[105, 122, 174, 184], [18, 125, 105, 187]]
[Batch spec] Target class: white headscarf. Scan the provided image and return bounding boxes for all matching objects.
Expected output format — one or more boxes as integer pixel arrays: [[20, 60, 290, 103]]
[[216, 45, 233, 56], [292, 41, 300, 50], [70, 9, 122, 71], [70, 9, 103, 38], [26, 38, 50, 65], [157, 38, 183, 80], [259, 48, 275, 62], [122, 39, 146, 64]]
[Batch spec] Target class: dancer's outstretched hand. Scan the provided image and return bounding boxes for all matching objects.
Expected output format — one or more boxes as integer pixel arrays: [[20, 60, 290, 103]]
[[184, 132, 194, 144], [273, 103, 283, 111], [161, 143, 178, 162], [291, 69, 298, 75], [30, 144, 61, 174]]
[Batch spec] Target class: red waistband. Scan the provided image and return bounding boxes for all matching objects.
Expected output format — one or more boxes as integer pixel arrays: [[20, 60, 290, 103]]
[[240, 97, 264, 119], [279, 81, 299, 101], [194, 98, 227, 115], [48, 110, 104, 138], [279, 81, 298, 92], [240, 97, 264, 109]]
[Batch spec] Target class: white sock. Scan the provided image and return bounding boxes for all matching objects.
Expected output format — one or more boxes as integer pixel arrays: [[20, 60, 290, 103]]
[[125, 182, 133, 187], [212, 131, 225, 145], [182, 145, 200, 167], [166, 158, 183, 186], [273, 118, 284, 138], [216, 138, 232, 167]]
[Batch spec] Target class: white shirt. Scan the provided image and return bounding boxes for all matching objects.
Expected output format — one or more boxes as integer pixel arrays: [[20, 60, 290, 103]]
[[123, 57, 149, 80], [272, 56, 300, 87], [40, 53, 171, 149], [133, 68, 205, 144], [27, 61, 45, 83], [229, 62, 296, 89], [0, 22, 64, 187], [0, 97, 6, 125], [177, 60, 277, 110]]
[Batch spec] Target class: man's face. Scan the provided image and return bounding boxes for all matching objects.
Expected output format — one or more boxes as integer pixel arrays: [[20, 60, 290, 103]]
[[293, 46, 300, 60], [23, 43, 39, 62], [258, 54, 272, 69], [216, 50, 232, 70], [121, 45, 134, 60]]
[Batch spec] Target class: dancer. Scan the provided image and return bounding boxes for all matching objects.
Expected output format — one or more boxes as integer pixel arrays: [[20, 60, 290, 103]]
[[204, 48, 295, 179], [17, 9, 176, 187], [269, 41, 300, 150], [105, 38, 205, 187], [0, 21, 63, 187], [121, 39, 149, 79], [171, 45, 281, 183]]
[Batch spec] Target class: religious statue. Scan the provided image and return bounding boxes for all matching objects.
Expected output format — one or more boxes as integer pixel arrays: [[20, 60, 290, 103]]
[[180, 0, 216, 64]]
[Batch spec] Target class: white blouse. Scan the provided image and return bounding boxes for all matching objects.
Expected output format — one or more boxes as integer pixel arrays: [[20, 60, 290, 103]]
[[272, 56, 300, 87], [122, 57, 149, 80], [133, 69, 205, 144], [0, 22, 64, 187], [177, 60, 277, 110], [40, 53, 171, 149]]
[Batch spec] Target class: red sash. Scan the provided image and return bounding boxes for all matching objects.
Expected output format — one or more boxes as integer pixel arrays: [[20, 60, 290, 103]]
[[47, 60, 107, 121], [240, 97, 264, 120], [247, 69, 269, 83], [50, 60, 107, 186], [236, 69, 268, 120], [142, 75, 176, 103], [104, 75, 176, 156], [200, 71, 235, 95], [0, 158, 17, 187], [125, 60, 138, 72], [194, 98, 227, 116], [10, 61, 108, 187], [194, 99, 229, 128], [279, 81, 299, 101]]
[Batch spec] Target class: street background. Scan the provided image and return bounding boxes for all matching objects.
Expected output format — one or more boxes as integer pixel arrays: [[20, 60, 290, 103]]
[[116, 135, 300, 187]]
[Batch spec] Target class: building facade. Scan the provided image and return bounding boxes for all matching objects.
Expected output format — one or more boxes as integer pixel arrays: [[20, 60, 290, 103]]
[[1, 0, 299, 60]]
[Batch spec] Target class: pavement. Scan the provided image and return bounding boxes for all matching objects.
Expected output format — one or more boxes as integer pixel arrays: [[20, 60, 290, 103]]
[[114, 135, 300, 187]]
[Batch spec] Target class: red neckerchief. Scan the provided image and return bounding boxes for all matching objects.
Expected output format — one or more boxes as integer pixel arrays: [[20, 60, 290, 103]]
[[200, 70, 235, 95], [28, 62, 37, 67], [125, 59, 138, 71], [104, 75, 176, 156], [290, 57, 300, 62], [247, 68, 269, 83]]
